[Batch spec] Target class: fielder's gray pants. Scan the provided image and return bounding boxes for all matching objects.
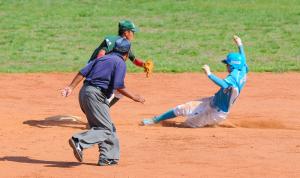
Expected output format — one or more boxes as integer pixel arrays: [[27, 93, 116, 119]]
[[72, 85, 119, 161]]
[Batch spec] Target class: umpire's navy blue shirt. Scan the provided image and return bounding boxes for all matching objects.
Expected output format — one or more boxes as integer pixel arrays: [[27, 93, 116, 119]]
[[80, 52, 126, 98]]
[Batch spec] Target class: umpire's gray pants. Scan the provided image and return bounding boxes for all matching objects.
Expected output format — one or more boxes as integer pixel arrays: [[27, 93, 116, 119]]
[[72, 85, 119, 161]]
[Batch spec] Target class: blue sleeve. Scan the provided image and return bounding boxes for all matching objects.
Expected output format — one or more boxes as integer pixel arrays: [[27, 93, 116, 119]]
[[238, 45, 246, 61], [238, 45, 249, 73], [80, 60, 96, 77], [208, 74, 229, 89], [224, 72, 240, 89], [113, 61, 126, 89]]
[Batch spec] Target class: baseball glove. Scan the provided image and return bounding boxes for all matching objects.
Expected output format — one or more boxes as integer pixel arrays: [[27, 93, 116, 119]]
[[143, 59, 154, 78]]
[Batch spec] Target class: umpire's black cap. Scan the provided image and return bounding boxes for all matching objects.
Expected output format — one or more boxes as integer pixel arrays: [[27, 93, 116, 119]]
[[113, 38, 131, 54]]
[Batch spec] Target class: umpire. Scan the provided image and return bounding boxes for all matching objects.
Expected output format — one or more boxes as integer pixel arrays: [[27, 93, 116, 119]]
[[61, 38, 145, 166]]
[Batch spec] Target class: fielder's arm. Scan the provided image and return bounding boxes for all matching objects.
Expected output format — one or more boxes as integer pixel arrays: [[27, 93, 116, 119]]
[[132, 58, 144, 67], [96, 49, 106, 59], [88, 39, 108, 63], [128, 50, 154, 77]]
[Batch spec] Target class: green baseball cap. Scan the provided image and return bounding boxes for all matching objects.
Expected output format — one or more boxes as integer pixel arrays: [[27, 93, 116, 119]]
[[118, 20, 139, 32]]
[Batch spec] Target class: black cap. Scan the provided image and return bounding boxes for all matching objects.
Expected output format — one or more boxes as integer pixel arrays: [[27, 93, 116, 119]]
[[113, 38, 131, 53]]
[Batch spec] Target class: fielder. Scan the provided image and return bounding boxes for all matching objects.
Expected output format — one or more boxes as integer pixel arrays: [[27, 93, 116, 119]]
[[141, 35, 248, 128], [89, 20, 153, 106], [61, 38, 145, 166]]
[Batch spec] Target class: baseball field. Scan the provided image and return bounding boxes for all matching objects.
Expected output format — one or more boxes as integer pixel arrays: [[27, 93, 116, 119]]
[[0, 0, 300, 178]]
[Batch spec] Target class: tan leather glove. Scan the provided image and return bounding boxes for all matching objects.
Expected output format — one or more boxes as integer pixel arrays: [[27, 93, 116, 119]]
[[143, 59, 154, 78]]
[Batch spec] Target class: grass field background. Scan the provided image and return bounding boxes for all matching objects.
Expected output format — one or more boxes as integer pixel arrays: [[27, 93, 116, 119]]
[[0, 0, 300, 73]]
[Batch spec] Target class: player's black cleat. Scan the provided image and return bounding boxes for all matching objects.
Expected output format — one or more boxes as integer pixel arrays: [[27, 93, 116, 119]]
[[68, 138, 83, 162]]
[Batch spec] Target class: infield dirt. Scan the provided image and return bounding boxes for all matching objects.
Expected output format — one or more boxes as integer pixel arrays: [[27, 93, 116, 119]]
[[0, 73, 299, 178]]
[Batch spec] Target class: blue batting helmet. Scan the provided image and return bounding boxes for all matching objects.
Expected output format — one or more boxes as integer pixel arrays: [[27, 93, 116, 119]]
[[222, 53, 243, 70]]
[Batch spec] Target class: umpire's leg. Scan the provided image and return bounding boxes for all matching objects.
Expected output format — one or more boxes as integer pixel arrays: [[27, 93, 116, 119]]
[[72, 85, 120, 160]]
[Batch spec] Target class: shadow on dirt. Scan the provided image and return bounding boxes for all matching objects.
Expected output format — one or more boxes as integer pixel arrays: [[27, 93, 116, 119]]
[[160, 120, 291, 130], [234, 120, 289, 129], [0, 156, 84, 168], [23, 115, 88, 129], [160, 121, 186, 128]]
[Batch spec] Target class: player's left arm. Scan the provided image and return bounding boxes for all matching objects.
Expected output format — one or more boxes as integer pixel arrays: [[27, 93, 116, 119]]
[[234, 35, 247, 62], [129, 50, 154, 77], [132, 58, 144, 67], [233, 35, 244, 58], [128, 50, 144, 67], [95, 39, 109, 59], [233, 35, 249, 72]]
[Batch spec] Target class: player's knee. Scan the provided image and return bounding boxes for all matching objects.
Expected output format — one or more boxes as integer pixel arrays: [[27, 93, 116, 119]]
[[174, 105, 187, 116]]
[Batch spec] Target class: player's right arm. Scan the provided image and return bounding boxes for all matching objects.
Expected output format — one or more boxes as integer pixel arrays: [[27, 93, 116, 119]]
[[96, 49, 106, 59], [208, 74, 229, 89], [202, 64, 229, 89], [88, 36, 118, 63], [88, 40, 108, 62]]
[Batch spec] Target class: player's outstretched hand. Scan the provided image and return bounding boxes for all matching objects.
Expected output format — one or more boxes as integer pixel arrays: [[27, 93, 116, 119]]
[[202, 64, 211, 76], [61, 86, 73, 97], [233, 35, 242, 46]]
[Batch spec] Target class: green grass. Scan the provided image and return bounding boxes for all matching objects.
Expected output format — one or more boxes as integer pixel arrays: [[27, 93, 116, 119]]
[[0, 0, 300, 73]]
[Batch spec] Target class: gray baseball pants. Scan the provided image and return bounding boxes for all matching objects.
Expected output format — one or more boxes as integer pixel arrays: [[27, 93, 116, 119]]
[[72, 85, 119, 161]]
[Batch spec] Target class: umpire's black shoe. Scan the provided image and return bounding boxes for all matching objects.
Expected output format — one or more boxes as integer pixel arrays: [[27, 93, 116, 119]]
[[98, 158, 118, 166], [68, 138, 83, 162]]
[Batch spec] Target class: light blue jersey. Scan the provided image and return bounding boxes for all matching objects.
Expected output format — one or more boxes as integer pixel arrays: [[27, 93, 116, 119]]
[[208, 45, 248, 112]]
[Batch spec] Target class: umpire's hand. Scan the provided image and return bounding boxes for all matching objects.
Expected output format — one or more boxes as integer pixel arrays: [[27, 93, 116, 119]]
[[61, 86, 73, 97], [132, 95, 145, 104]]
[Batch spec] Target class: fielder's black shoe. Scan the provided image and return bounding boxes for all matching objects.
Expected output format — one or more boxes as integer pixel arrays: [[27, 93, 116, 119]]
[[68, 138, 83, 162], [98, 158, 118, 166]]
